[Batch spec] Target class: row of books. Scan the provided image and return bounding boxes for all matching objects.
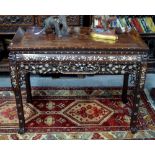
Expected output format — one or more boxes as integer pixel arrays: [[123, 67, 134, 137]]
[[111, 16, 155, 33]]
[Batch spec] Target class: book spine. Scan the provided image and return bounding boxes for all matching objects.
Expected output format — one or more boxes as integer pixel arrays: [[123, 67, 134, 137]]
[[125, 17, 132, 29], [134, 18, 144, 33], [145, 17, 155, 32], [120, 17, 127, 28], [116, 17, 125, 32], [128, 18, 137, 31], [137, 18, 145, 33], [110, 19, 117, 28], [131, 18, 139, 32], [141, 17, 150, 33]]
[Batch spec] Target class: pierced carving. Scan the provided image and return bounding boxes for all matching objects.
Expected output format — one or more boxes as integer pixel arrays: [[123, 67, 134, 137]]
[[10, 66, 17, 88], [9, 53, 17, 88], [19, 62, 138, 75], [129, 64, 141, 85], [12, 52, 146, 88], [9, 53, 16, 61], [0, 16, 33, 25], [16, 62, 140, 87], [19, 70, 26, 86], [129, 71, 137, 85], [10, 65, 25, 88], [58, 63, 100, 74], [0, 16, 34, 32], [139, 63, 147, 89], [39, 15, 81, 26]]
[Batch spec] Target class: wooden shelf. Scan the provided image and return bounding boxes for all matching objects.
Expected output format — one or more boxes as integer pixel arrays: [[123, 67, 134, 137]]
[[140, 33, 155, 39], [147, 67, 155, 73]]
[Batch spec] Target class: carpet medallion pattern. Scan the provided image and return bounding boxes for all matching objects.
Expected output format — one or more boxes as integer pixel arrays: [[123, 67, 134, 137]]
[[0, 87, 155, 140]]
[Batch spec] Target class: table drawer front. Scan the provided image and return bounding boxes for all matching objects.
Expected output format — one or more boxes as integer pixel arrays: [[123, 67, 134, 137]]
[[19, 62, 138, 75], [11, 53, 141, 75]]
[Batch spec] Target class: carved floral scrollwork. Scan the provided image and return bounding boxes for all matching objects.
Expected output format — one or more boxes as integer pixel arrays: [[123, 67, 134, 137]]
[[11, 49, 141, 87], [129, 71, 137, 85], [139, 63, 147, 89], [10, 66, 17, 88], [101, 64, 137, 74], [10, 65, 25, 88], [58, 63, 100, 74], [19, 62, 138, 75], [0, 16, 33, 25], [19, 70, 26, 87], [0, 16, 34, 32], [40, 15, 81, 26], [9, 53, 17, 88]]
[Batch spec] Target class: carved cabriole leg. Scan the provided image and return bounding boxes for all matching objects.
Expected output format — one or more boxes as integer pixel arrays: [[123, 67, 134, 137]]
[[10, 58, 26, 134], [122, 73, 129, 104], [25, 72, 32, 103], [130, 62, 147, 134]]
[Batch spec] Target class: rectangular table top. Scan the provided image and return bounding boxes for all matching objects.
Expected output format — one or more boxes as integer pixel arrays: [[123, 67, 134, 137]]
[[9, 27, 149, 53]]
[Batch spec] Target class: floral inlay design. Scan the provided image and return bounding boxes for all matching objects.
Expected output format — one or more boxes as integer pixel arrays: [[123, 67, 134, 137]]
[[63, 100, 114, 125]]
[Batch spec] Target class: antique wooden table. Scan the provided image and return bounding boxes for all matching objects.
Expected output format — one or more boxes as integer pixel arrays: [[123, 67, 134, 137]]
[[8, 27, 149, 134]]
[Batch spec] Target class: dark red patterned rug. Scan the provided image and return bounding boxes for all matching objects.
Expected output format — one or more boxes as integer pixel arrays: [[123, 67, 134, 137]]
[[0, 87, 155, 140]]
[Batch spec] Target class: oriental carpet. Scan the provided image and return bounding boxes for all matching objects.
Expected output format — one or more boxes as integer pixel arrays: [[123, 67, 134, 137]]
[[0, 87, 155, 140]]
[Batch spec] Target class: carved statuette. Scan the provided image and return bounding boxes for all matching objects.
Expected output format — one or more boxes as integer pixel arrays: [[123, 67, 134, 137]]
[[35, 15, 68, 37]]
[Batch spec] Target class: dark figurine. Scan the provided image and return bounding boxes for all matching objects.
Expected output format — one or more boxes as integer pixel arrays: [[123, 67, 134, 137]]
[[35, 15, 68, 37]]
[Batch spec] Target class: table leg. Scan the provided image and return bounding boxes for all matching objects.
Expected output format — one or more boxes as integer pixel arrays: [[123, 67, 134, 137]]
[[122, 73, 129, 104], [130, 87, 140, 134], [25, 72, 32, 103], [10, 64, 26, 134], [130, 62, 147, 134]]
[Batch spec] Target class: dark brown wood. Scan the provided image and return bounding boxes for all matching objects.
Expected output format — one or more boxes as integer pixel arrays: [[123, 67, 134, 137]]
[[9, 58, 26, 134], [0, 59, 9, 72], [141, 34, 155, 73], [150, 88, 155, 100], [9, 28, 148, 51], [140, 33, 155, 39], [9, 27, 149, 134], [130, 64, 142, 134], [122, 73, 129, 104], [0, 15, 35, 34], [25, 72, 32, 103]]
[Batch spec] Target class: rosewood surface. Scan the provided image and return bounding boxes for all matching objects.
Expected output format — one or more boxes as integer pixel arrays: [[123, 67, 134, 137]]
[[9, 27, 148, 51]]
